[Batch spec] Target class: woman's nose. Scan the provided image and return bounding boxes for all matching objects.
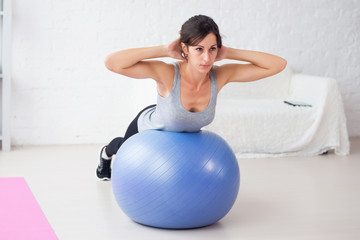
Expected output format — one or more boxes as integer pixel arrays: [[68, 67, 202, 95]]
[[203, 51, 210, 61]]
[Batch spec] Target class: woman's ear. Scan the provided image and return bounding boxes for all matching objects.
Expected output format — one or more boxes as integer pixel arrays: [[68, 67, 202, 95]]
[[181, 42, 188, 56]]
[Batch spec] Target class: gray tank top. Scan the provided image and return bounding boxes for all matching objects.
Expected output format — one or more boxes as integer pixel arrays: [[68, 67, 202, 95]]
[[138, 62, 218, 132]]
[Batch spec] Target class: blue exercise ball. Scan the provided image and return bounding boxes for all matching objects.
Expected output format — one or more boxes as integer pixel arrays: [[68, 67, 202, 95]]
[[112, 130, 240, 229]]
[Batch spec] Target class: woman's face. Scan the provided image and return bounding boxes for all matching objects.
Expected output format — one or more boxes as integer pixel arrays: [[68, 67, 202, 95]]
[[183, 33, 219, 73]]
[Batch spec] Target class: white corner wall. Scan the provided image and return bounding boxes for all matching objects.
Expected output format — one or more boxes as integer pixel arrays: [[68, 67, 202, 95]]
[[11, 0, 360, 145]]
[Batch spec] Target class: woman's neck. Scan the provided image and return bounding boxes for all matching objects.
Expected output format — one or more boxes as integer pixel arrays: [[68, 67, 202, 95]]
[[179, 62, 210, 91]]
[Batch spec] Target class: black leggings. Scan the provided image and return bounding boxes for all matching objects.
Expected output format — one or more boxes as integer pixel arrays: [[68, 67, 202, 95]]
[[104, 104, 156, 157]]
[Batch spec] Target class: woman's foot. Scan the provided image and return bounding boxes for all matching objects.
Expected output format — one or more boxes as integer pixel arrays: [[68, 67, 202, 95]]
[[96, 146, 112, 180]]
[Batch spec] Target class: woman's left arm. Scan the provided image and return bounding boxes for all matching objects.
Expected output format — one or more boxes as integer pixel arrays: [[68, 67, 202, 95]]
[[216, 47, 287, 86]]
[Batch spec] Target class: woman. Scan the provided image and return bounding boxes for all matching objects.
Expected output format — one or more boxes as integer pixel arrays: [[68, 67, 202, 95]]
[[97, 15, 287, 180]]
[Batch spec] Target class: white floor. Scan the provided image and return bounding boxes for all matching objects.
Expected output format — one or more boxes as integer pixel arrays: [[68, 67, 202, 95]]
[[1, 139, 360, 240]]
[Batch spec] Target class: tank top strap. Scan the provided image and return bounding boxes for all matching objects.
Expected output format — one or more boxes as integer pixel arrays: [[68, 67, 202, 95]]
[[171, 62, 181, 100], [172, 62, 180, 85], [209, 66, 218, 96]]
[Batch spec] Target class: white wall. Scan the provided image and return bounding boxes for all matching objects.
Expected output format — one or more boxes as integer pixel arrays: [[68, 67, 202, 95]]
[[10, 0, 360, 145]]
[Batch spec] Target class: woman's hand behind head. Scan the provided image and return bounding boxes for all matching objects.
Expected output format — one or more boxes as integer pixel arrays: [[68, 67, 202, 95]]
[[215, 45, 228, 62], [167, 38, 186, 61]]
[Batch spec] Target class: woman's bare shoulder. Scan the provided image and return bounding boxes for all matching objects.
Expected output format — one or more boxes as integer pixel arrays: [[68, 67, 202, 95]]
[[214, 65, 232, 91]]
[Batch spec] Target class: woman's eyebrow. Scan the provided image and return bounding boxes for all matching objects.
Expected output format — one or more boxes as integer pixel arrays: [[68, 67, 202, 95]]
[[195, 44, 217, 47]]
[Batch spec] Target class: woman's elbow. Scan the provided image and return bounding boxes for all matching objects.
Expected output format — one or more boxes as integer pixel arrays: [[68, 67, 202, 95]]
[[276, 58, 287, 73], [104, 56, 122, 73], [104, 56, 114, 71]]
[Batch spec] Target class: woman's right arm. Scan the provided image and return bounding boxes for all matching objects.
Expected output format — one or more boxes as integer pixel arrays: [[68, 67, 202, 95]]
[[104, 45, 170, 81]]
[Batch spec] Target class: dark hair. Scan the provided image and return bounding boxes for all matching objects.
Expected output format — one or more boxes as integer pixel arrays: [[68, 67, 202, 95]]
[[180, 15, 222, 50]]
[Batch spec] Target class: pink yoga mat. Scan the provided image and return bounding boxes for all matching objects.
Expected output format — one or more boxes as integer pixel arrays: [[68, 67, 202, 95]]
[[0, 177, 58, 240]]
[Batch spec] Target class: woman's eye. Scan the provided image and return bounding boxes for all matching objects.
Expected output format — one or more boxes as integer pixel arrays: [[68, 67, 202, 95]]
[[211, 47, 217, 51], [196, 48, 203, 51]]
